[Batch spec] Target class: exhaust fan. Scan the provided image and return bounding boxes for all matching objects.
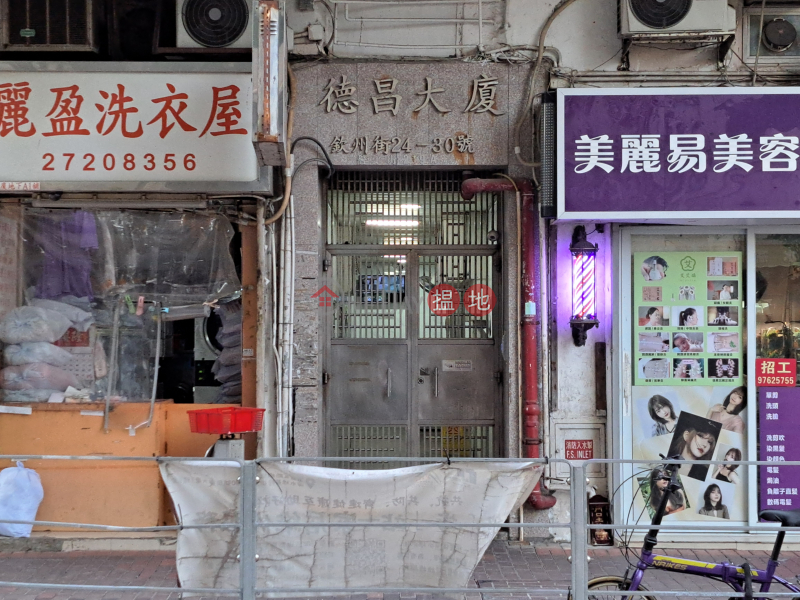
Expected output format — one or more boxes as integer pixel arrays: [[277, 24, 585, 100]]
[[743, 8, 800, 62]]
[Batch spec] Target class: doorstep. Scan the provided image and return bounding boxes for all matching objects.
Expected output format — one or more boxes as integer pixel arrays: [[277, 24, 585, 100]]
[[0, 531, 178, 553]]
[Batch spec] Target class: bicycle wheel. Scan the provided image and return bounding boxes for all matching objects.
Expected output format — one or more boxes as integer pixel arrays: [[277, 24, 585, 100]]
[[586, 575, 657, 600]]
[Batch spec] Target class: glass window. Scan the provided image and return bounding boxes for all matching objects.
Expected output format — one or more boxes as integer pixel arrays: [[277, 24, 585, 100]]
[[627, 232, 748, 523], [755, 235, 800, 369]]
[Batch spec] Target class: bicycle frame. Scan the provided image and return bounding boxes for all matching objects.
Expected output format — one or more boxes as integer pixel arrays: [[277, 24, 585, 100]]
[[628, 550, 800, 596], [627, 461, 800, 598]]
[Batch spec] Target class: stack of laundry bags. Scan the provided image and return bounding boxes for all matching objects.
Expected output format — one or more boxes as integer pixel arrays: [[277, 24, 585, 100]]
[[0, 300, 94, 402], [211, 301, 242, 404]]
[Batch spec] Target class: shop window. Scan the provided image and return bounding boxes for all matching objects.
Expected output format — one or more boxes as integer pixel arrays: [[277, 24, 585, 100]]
[[0, 207, 242, 405], [755, 235, 800, 367], [625, 233, 748, 524]]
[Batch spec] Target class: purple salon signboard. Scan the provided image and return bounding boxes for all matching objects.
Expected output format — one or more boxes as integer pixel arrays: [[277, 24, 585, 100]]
[[557, 88, 800, 219], [759, 387, 800, 514]]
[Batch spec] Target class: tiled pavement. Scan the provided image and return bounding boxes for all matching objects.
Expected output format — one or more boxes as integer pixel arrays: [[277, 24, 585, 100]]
[[1, 543, 800, 600]]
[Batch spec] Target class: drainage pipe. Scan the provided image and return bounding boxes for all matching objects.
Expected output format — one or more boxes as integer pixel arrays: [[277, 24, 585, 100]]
[[461, 177, 557, 510]]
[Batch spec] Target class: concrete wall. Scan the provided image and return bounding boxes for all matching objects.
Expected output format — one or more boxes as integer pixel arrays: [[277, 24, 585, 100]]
[[286, 0, 757, 77]]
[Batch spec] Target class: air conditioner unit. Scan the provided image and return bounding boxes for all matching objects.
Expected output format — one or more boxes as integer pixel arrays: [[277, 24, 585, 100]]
[[177, 0, 252, 49], [619, 0, 736, 39], [1, 0, 100, 51], [743, 7, 800, 62], [253, 1, 288, 166]]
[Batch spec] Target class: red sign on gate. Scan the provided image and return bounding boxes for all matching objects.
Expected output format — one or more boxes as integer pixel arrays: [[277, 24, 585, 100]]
[[565, 439, 594, 460], [427, 284, 460, 317]]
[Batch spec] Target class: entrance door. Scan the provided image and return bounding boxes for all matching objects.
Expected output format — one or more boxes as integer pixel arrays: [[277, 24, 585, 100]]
[[322, 172, 502, 464]]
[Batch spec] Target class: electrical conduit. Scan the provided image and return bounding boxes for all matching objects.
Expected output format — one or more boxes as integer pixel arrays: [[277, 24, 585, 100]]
[[461, 177, 556, 510]]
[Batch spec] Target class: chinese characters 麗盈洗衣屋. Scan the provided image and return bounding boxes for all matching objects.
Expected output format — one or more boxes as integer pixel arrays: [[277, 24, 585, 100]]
[[0, 81, 248, 139]]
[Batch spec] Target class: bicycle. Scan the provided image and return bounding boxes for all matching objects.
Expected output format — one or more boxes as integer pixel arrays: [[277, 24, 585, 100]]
[[585, 458, 800, 599]]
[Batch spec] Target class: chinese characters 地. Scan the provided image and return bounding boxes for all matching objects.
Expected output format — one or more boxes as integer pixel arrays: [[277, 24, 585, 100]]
[[0, 81, 248, 139], [574, 133, 800, 173]]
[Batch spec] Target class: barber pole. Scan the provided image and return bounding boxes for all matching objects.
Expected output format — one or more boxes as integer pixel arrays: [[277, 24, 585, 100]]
[[572, 251, 596, 320]]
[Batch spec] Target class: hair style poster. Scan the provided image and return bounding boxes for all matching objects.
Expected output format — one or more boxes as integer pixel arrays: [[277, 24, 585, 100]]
[[632, 251, 746, 523], [631, 386, 748, 522], [634, 252, 743, 387]]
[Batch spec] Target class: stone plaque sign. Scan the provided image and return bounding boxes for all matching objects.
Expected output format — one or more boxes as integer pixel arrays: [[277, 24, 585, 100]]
[[293, 62, 513, 166]]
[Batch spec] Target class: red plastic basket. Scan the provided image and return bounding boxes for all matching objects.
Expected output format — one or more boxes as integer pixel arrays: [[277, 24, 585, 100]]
[[188, 407, 265, 434]]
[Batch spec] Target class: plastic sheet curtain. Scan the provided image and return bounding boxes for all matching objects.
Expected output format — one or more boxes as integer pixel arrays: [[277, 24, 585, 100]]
[[23, 208, 241, 305], [0, 207, 242, 402]]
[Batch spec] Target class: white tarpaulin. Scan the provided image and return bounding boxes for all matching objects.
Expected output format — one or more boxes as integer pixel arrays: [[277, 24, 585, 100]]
[[160, 460, 542, 595]]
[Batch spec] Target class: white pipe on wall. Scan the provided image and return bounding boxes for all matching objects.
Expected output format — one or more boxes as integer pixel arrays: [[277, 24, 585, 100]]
[[258, 203, 277, 458], [277, 195, 296, 457], [270, 223, 282, 457], [287, 196, 296, 454], [277, 205, 288, 456]]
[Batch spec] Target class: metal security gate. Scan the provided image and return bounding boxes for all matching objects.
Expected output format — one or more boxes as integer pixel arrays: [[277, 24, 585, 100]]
[[323, 172, 503, 465]]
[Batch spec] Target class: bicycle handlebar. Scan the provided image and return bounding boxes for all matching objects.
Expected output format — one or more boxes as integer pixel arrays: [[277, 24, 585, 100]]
[[641, 457, 683, 554]]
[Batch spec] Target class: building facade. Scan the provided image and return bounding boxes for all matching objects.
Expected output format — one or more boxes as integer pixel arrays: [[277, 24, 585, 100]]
[[0, 0, 796, 542]]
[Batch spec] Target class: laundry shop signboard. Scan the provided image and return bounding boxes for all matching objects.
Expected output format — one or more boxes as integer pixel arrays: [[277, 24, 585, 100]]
[[0, 68, 259, 189], [558, 87, 800, 220]]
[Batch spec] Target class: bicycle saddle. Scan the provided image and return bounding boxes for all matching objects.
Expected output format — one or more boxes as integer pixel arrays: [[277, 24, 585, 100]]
[[759, 509, 800, 527]]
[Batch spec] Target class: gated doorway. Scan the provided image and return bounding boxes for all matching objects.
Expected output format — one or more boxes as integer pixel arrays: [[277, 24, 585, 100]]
[[322, 172, 504, 464]]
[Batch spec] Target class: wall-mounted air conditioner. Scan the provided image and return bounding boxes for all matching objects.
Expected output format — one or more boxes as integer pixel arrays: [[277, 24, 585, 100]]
[[619, 0, 735, 39], [253, 1, 288, 166], [177, 0, 252, 49], [743, 7, 800, 62], [1, 0, 101, 51]]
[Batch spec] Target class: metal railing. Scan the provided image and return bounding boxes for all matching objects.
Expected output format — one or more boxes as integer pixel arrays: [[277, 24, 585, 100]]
[[1, 455, 800, 599]]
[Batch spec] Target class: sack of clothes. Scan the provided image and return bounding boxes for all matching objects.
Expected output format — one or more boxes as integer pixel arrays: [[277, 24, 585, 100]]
[[0, 300, 93, 402], [2, 363, 81, 391], [0, 307, 71, 345], [4, 342, 73, 367]]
